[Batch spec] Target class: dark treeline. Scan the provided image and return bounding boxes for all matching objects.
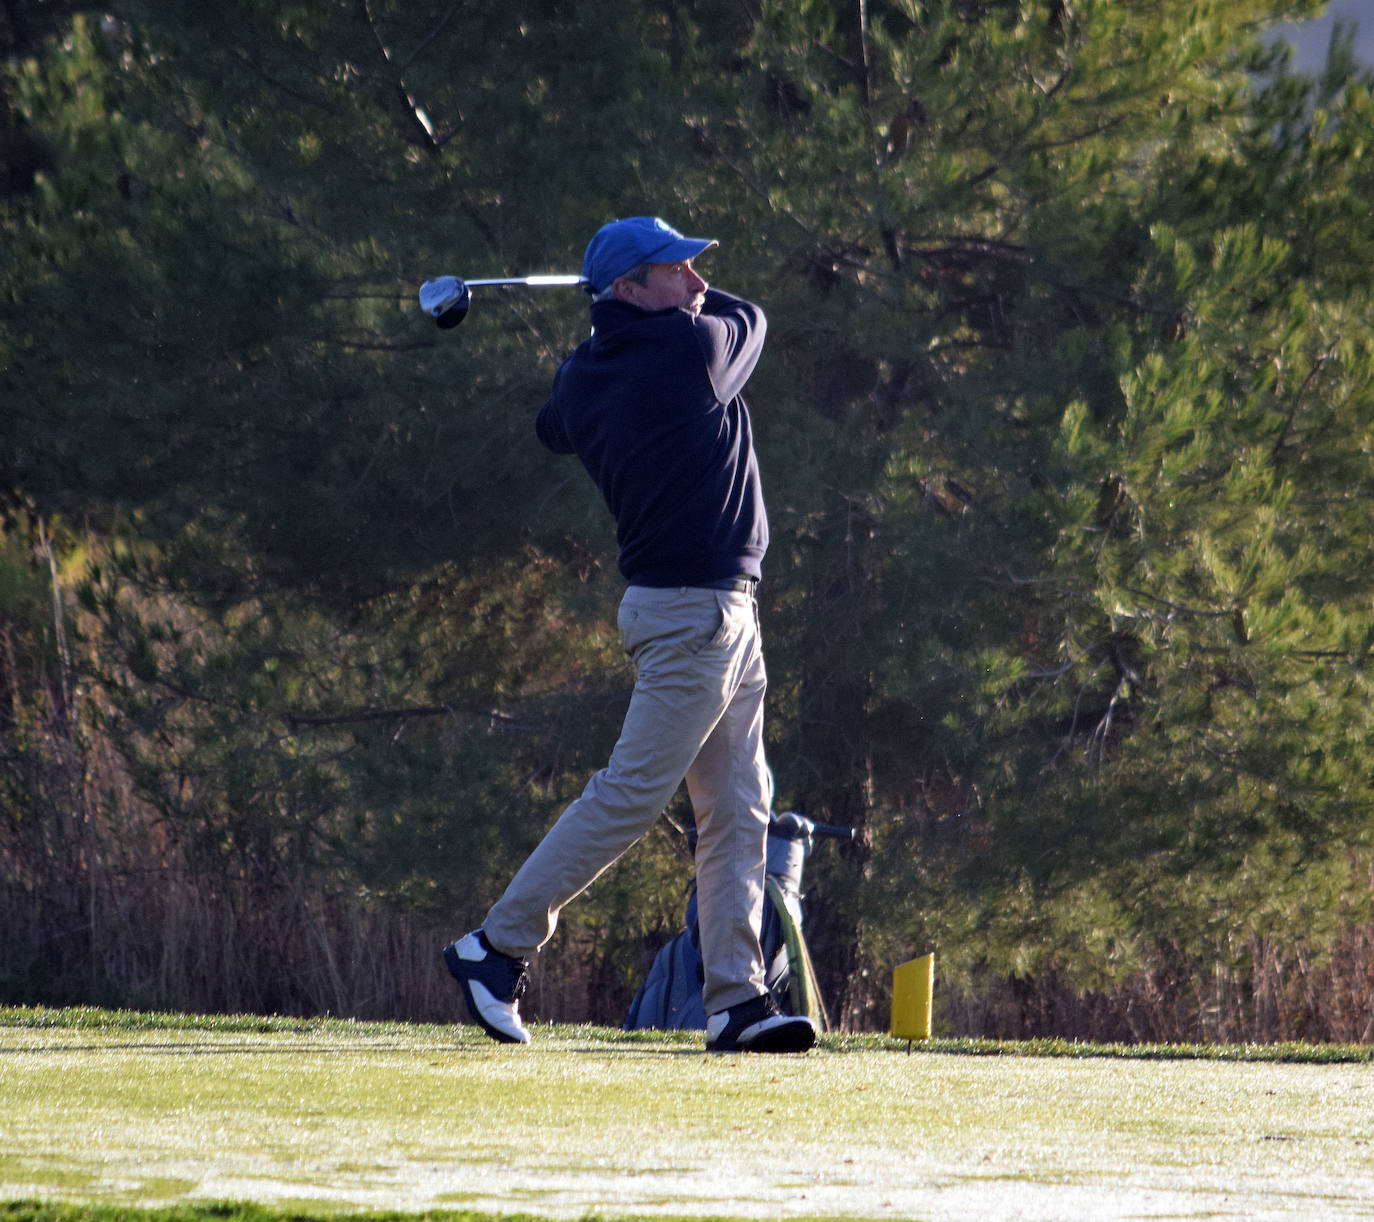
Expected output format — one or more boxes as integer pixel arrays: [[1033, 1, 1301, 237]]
[[3, 0, 1373, 1040]]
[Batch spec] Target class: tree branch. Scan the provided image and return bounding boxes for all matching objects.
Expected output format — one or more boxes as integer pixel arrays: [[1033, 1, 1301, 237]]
[[358, 0, 441, 153], [285, 704, 512, 729], [1272, 355, 1330, 463], [1055, 280, 1179, 319], [401, 4, 458, 71]]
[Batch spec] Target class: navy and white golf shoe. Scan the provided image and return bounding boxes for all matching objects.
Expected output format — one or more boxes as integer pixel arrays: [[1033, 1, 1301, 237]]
[[705, 992, 815, 1053], [443, 930, 531, 1044]]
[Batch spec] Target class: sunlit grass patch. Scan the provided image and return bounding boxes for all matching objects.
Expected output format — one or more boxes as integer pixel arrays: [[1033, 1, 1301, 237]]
[[3, 1008, 1372, 1220], [7, 1006, 1373, 1061]]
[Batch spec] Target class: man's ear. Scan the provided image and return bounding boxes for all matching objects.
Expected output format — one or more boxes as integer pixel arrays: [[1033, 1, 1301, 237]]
[[611, 277, 639, 305]]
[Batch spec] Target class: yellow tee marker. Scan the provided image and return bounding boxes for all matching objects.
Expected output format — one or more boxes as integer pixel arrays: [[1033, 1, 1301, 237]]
[[891, 952, 934, 1049]]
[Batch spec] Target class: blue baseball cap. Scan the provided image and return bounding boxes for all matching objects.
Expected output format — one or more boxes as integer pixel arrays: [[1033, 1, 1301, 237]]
[[582, 216, 718, 293]]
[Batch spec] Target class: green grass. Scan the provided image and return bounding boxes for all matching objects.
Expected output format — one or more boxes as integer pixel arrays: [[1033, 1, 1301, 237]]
[[10, 1005, 1374, 1061], [3, 1007, 1373, 1221]]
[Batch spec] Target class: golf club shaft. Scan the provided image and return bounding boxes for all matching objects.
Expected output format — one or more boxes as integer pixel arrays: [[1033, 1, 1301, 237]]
[[462, 274, 586, 288], [419, 272, 587, 329], [811, 823, 856, 841]]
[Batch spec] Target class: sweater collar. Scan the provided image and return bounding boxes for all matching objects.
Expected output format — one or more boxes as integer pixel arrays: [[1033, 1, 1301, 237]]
[[589, 298, 685, 335]]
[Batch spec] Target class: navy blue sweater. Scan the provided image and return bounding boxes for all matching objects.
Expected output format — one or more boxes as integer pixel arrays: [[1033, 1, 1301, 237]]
[[536, 288, 768, 586]]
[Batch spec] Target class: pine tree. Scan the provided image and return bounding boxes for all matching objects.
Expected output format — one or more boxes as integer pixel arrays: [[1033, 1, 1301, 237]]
[[4, 0, 1370, 1033], [681, 0, 1374, 1028]]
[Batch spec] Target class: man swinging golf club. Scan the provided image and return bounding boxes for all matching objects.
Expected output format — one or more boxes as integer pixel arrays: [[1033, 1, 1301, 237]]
[[443, 216, 815, 1054]]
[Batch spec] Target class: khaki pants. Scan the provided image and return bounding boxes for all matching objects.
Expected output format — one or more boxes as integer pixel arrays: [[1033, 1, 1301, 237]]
[[482, 583, 772, 1016]]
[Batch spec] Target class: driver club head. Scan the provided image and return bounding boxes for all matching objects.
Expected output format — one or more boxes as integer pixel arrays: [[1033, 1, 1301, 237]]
[[419, 276, 472, 328]]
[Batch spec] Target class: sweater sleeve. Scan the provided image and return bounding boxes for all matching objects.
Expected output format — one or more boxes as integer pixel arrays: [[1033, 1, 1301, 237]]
[[535, 367, 576, 454], [692, 288, 767, 405]]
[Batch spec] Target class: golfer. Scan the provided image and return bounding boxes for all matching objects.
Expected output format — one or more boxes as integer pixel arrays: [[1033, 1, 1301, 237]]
[[444, 216, 814, 1054]]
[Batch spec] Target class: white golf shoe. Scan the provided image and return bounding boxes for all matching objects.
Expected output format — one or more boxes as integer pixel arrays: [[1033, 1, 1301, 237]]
[[442, 930, 531, 1044]]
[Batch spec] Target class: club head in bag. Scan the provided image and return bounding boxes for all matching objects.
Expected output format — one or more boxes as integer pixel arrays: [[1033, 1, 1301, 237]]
[[419, 276, 471, 328]]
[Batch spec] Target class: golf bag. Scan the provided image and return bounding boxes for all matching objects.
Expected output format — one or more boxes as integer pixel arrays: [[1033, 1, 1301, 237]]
[[622, 811, 852, 1032]]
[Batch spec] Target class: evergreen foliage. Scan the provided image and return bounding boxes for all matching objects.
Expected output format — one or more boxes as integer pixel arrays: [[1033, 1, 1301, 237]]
[[2, 0, 1370, 1038]]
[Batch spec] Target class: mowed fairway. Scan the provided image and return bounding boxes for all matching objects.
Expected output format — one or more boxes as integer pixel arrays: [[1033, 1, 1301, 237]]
[[2, 1010, 1372, 1220]]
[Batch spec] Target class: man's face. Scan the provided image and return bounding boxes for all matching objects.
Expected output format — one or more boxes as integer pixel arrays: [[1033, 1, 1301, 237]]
[[618, 259, 708, 316]]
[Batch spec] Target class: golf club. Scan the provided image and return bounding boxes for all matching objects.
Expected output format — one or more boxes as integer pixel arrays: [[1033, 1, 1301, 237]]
[[419, 273, 588, 329]]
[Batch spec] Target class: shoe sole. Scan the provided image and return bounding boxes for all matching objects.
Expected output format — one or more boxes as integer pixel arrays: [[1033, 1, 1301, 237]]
[[707, 1018, 817, 1054], [442, 942, 528, 1045]]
